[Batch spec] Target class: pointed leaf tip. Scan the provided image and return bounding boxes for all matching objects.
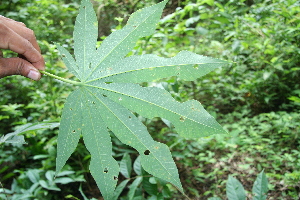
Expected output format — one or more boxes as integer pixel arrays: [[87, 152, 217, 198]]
[[87, 0, 168, 81], [81, 88, 119, 199], [74, 0, 98, 81], [88, 51, 229, 83]]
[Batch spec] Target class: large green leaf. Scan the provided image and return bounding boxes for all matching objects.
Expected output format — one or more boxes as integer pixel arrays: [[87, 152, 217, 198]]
[[252, 170, 268, 200], [226, 176, 246, 200], [54, 0, 229, 199]]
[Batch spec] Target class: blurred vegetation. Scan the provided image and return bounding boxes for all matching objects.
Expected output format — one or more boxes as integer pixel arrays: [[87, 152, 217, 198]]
[[0, 0, 299, 199]]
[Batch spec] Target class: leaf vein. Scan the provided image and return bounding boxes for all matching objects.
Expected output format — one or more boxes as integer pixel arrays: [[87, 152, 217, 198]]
[[85, 84, 221, 131], [84, 7, 161, 81]]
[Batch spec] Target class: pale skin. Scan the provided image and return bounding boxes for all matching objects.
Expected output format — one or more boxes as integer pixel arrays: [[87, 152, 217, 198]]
[[0, 15, 45, 81]]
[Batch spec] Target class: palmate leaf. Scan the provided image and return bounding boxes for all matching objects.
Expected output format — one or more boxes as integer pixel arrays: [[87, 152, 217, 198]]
[[53, 0, 229, 198]]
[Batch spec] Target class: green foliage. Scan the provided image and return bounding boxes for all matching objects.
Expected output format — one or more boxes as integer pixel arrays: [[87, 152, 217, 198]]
[[1, 1, 86, 200], [214, 171, 268, 200], [0, 122, 59, 145], [0, 0, 78, 134], [1, 0, 299, 199], [147, 110, 299, 199], [226, 175, 246, 200], [113, 155, 177, 200], [50, 0, 228, 198], [0, 0, 80, 45], [142, 0, 300, 114], [0, 169, 84, 200], [252, 171, 268, 200]]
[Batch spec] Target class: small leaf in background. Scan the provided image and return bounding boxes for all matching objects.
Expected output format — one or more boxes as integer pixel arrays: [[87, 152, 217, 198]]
[[39, 180, 61, 191], [263, 71, 272, 80], [56, 170, 75, 177], [113, 179, 130, 200], [128, 177, 143, 200], [79, 184, 97, 200], [226, 175, 246, 200], [252, 170, 268, 200], [133, 156, 142, 176], [143, 176, 158, 196], [45, 171, 55, 182], [54, 177, 74, 185], [14, 122, 60, 134], [26, 169, 40, 184], [120, 153, 132, 178], [0, 134, 26, 145], [0, 122, 59, 145]]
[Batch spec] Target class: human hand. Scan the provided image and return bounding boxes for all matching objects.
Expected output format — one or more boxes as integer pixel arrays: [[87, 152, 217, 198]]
[[0, 15, 45, 81]]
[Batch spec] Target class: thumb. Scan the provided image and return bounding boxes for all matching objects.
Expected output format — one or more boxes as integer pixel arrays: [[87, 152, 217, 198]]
[[0, 57, 41, 80]]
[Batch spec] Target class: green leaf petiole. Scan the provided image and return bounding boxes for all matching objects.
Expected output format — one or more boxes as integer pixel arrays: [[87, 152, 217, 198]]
[[40, 70, 83, 86]]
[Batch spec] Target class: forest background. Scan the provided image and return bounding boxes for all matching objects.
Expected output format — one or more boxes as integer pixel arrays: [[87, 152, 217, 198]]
[[0, 0, 299, 199]]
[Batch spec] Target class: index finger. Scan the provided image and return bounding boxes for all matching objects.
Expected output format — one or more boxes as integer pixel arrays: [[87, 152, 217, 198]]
[[0, 22, 45, 70], [0, 15, 41, 53]]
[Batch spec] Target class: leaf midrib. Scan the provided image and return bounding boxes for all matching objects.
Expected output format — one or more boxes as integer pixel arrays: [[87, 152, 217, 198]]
[[84, 84, 222, 132], [85, 87, 179, 186], [85, 87, 149, 151], [84, 61, 226, 83], [82, 89, 111, 196]]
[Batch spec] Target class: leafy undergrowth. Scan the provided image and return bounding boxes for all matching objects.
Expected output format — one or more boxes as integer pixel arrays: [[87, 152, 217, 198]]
[[148, 110, 300, 199], [141, 0, 300, 115], [1, 0, 299, 199]]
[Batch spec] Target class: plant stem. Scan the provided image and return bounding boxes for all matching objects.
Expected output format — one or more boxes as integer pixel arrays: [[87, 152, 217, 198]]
[[40, 70, 82, 85]]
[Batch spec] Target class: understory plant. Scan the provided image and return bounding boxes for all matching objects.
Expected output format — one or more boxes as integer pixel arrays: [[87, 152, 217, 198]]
[[208, 170, 269, 200], [2, 0, 230, 199]]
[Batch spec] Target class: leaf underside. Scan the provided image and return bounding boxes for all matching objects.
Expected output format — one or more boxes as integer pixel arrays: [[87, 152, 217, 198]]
[[226, 176, 246, 200], [56, 0, 229, 198], [252, 170, 268, 200]]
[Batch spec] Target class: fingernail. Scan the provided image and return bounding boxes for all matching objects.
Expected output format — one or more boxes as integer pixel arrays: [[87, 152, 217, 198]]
[[28, 70, 40, 81]]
